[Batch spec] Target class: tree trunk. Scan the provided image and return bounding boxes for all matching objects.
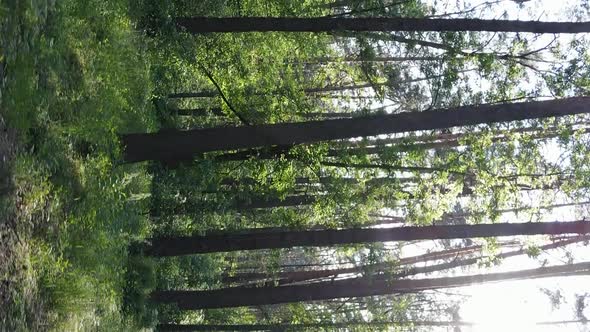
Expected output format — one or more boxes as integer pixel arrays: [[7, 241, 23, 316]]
[[223, 243, 486, 285], [157, 320, 476, 331], [175, 107, 225, 117], [169, 70, 465, 100], [151, 261, 590, 309], [219, 176, 416, 188], [154, 194, 317, 216], [168, 91, 218, 98], [175, 17, 590, 34], [214, 140, 460, 162], [121, 97, 590, 163], [215, 123, 590, 162], [445, 201, 590, 221], [302, 56, 444, 64], [304, 70, 473, 94], [228, 236, 585, 286], [144, 220, 590, 256], [300, 111, 356, 119], [236, 195, 317, 210], [398, 235, 589, 278]]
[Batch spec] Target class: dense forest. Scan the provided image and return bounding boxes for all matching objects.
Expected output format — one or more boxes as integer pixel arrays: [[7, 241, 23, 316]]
[[1, 0, 590, 331]]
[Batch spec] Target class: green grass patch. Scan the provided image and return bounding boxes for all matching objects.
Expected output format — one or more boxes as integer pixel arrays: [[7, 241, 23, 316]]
[[0, 0, 156, 329]]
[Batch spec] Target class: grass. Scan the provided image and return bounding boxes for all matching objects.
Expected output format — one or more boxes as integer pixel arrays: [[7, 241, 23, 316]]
[[0, 0, 157, 329], [0, 0, 337, 328]]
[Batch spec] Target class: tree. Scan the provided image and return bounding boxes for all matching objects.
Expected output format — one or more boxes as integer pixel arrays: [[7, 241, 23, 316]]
[[151, 261, 590, 309], [225, 236, 588, 286], [157, 320, 476, 331], [144, 220, 590, 256], [175, 17, 590, 34], [223, 243, 485, 285], [169, 70, 473, 101], [157, 318, 590, 331], [121, 97, 590, 163]]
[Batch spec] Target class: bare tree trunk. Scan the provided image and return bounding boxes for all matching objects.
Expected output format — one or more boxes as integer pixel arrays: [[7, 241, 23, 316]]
[[229, 236, 585, 286], [223, 243, 486, 285], [157, 320, 476, 331], [301, 56, 444, 64], [121, 97, 590, 163], [175, 17, 590, 34], [169, 70, 467, 100], [175, 107, 225, 117], [144, 220, 590, 256], [151, 261, 590, 309]]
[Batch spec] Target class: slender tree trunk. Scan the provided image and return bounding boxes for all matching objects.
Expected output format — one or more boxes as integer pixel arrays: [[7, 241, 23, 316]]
[[229, 236, 584, 286], [214, 140, 460, 162], [163, 318, 588, 329], [536, 320, 590, 326], [219, 176, 415, 188], [300, 111, 356, 119], [157, 320, 475, 331], [151, 261, 590, 309], [175, 17, 590, 34], [121, 97, 590, 163], [445, 201, 590, 220], [215, 122, 590, 162], [236, 195, 317, 210], [169, 70, 465, 100], [155, 194, 317, 216], [398, 235, 590, 278], [349, 31, 562, 67], [175, 107, 225, 117], [304, 70, 473, 94], [168, 91, 218, 98], [302, 56, 444, 64], [320, 161, 459, 174], [223, 243, 486, 285], [144, 220, 590, 256], [341, 120, 585, 149]]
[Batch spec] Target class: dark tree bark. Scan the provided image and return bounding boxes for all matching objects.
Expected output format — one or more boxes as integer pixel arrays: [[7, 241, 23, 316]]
[[151, 261, 590, 309], [302, 56, 444, 64], [445, 201, 590, 221], [175, 17, 590, 34], [157, 320, 475, 331], [175, 107, 225, 117], [214, 123, 590, 162], [303, 71, 471, 94], [219, 175, 416, 188], [214, 140, 459, 162], [223, 243, 486, 285], [300, 111, 356, 119], [227, 236, 585, 286], [236, 194, 317, 210], [121, 97, 590, 163], [169, 70, 463, 100], [152, 194, 317, 217], [398, 235, 589, 278], [144, 220, 590, 256], [168, 91, 218, 98]]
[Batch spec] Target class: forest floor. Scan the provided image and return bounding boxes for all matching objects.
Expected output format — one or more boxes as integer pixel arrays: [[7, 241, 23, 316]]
[[0, 0, 310, 329], [0, 0, 157, 329]]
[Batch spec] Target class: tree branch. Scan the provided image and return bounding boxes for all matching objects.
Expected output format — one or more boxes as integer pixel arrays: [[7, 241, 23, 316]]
[[197, 63, 251, 126]]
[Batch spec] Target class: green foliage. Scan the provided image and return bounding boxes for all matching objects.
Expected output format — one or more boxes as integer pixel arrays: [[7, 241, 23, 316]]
[[123, 256, 158, 327], [1, 0, 155, 329], [3, 0, 589, 330]]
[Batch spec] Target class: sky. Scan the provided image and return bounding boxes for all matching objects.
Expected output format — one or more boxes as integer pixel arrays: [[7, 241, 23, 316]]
[[403, 1, 590, 331]]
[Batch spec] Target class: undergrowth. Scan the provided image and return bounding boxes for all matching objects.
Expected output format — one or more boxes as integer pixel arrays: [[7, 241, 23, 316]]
[[0, 0, 156, 329]]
